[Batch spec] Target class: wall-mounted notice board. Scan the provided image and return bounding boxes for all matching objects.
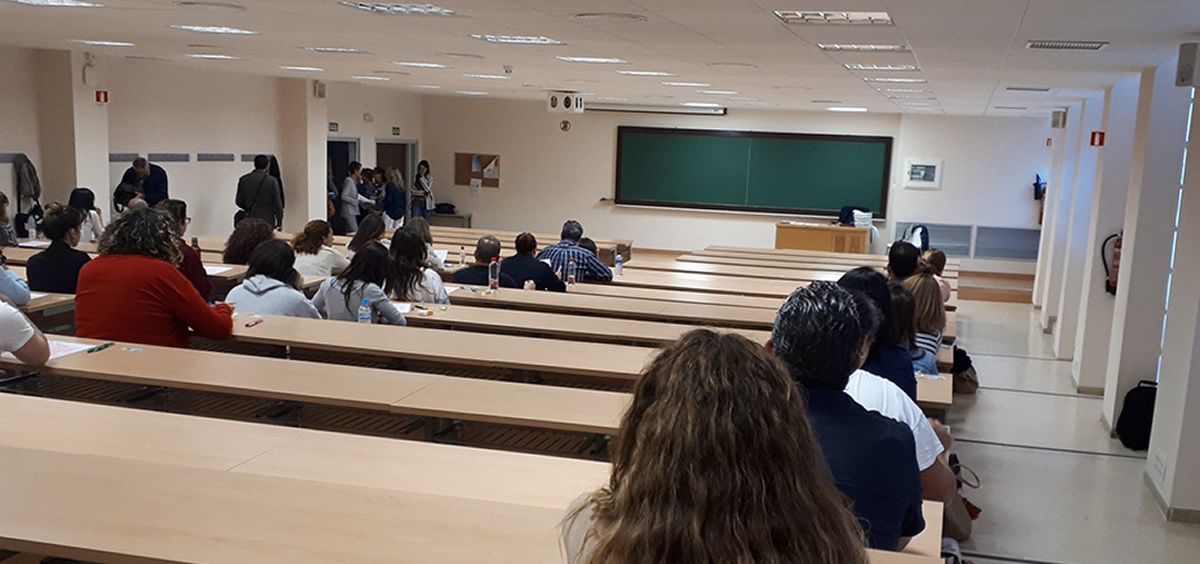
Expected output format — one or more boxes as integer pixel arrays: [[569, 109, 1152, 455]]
[[454, 153, 500, 189]]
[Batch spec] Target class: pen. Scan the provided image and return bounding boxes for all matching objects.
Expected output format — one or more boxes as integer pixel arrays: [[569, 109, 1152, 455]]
[[245, 318, 264, 328], [86, 342, 115, 354]]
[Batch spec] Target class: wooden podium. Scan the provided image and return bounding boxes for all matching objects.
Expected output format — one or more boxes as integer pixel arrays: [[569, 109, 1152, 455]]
[[775, 222, 870, 254]]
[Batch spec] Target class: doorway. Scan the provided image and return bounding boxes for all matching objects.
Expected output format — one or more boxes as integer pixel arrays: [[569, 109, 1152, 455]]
[[327, 138, 360, 192], [376, 139, 418, 219]]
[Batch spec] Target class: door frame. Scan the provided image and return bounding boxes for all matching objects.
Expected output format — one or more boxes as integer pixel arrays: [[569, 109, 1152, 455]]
[[376, 138, 419, 220]]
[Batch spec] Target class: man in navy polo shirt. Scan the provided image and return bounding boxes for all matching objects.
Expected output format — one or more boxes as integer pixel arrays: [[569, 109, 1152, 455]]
[[768, 281, 925, 551]]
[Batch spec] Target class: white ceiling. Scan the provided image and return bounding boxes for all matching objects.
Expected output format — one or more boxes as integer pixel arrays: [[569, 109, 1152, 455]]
[[1, 0, 1197, 116]]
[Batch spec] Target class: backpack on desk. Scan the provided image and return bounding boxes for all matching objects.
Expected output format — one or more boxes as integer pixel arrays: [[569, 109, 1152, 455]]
[[1115, 380, 1157, 451]]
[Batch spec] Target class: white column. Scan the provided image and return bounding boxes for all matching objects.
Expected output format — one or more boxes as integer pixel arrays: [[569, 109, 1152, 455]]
[[1146, 84, 1200, 521], [1071, 76, 1142, 393], [1052, 94, 1106, 357], [1033, 125, 1068, 309], [1039, 101, 1083, 331], [1104, 60, 1193, 427], [69, 51, 111, 217], [277, 78, 328, 231]]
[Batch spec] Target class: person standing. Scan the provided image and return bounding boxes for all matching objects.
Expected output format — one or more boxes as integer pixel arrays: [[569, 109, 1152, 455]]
[[119, 157, 169, 207], [381, 168, 406, 230], [410, 160, 434, 222], [340, 161, 372, 233], [235, 155, 283, 229]]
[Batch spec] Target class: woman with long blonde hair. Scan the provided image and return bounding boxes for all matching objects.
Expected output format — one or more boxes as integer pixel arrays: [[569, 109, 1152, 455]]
[[562, 329, 867, 564], [902, 272, 947, 357]]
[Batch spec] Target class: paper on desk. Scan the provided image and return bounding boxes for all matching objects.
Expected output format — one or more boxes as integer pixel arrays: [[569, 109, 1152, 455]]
[[203, 265, 233, 275], [18, 240, 51, 248], [434, 250, 448, 263], [1, 339, 94, 362], [393, 303, 413, 314], [28, 292, 47, 301], [445, 286, 459, 295]]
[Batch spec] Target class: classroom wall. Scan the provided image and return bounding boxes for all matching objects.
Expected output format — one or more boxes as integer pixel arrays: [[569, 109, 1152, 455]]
[[325, 82, 423, 171], [420, 96, 1049, 258], [0, 46, 43, 208]]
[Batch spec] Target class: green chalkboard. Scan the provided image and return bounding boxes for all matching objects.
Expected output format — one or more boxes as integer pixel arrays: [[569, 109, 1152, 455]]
[[615, 126, 892, 217]]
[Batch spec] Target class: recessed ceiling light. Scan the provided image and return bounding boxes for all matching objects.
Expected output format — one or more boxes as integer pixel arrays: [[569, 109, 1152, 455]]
[[352, 75, 390, 81], [618, 70, 675, 77], [339, 1, 454, 15], [392, 61, 446, 68], [12, 0, 102, 6], [170, 24, 258, 35], [573, 12, 647, 22], [470, 34, 563, 45], [1006, 86, 1053, 93], [661, 81, 710, 87], [457, 90, 488, 96], [1026, 40, 1108, 51], [705, 62, 759, 69], [772, 85, 811, 91], [817, 43, 909, 52], [71, 39, 134, 47], [994, 106, 1029, 110], [186, 43, 220, 48], [811, 99, 843, 104], [411, 84, 442, 89], [682, 102, 722, 108], [594, 96, 628, 101], [186, 53, 240, 60], [280, 65, 323, 72], [844, 63, 918, 71], [864, 77, 927, 83], [463, 73, 509, 80], [774, 11, 892, 25], [306, 47, 370, 54], [437, 52, 484, 59], [727, 97, 760, 102], [565, 78, 599, 84], [557, 56, 627, 64], [826, 106, 869, 112], [176, 1, 245, 10], [881, 88, 929, 93], [888, 95, 936, 100], [698, 90, 737, 95]]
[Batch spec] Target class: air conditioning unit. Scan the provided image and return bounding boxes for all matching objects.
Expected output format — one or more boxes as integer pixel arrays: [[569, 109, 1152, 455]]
[[547, 92, 585, 113]]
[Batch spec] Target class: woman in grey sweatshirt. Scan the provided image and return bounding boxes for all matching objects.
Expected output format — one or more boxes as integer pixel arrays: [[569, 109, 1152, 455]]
[[225, 240, 320, 319], [312, 241, 406, 325]]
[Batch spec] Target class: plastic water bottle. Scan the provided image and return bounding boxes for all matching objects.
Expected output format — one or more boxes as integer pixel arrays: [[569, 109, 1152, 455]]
[[357, 298, 373, 324], [459, 245, 466, 266], [614, 253, 623, 277], [567, 258, 578, 286], [25, 216, 38, 239], [488, 257, 500, 291]]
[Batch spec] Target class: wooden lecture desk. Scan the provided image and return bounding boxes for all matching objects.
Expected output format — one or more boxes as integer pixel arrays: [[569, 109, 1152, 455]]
[[605, 269, 800, 298], [0, 395, 938, 563], [627, 255, 960, 290], [680, 253, 960, 279], [565, 282, 784, 310], [5, 245, 252, 291], [446, 284, 776, 330], [703, 245, 961, 272]]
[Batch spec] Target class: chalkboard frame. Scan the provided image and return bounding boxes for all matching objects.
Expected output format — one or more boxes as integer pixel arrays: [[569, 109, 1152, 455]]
[[614, 126, 893, 218]]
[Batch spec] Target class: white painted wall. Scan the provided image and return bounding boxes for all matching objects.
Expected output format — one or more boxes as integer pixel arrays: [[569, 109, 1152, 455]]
[[325, 81, 423, 170], [420, 97, 1048, 253], [1040, 101, 1084, 330], [1034, 126, 1068, 308], [0, 46, 43, 209]]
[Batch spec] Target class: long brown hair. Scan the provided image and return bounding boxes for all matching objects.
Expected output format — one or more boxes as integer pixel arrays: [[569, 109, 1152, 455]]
[[405, 216, 434, 245], [0, 192, 9, 224], [572, 330, 867, 564], [293, 219, 332, 255], [902, 273, 946, 334], [348, 212, 386, 253]]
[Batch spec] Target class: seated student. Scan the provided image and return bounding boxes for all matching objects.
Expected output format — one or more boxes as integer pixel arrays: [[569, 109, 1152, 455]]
[[844, 291, 957, 505], [0, 255, 31, 307], [347, 211, 386, 255], [405, 217, 445, 271], [387, 230, 449, 304], [68, 187, 105, 243], [838, 267, 916, 399], [76, 208, 234, 348], [0, 301, 50, 365], [501, 233, 565, 292], [577, 237, 598, 257], [27, 204, 91, 294], [562, 329, 867, 564], [451, 235, 519, 288], [292, 219, 350, 278], [223, 217, 275, 265], [0, 193, 17, 247], [903, 272, 947, 357], [768, 281, 924, 551], [887, 241, 921, 281], [157, 199, 211, 301], [922, 248, 953, 303], [225, 240, 320, 319], [891, 284, 939, 375], [312, 241, 405, 325], [536, 219, 612, 282]]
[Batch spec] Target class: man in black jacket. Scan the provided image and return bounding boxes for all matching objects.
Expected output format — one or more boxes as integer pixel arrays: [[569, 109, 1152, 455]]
[[501, 232, 565, 292], [120, 157, 169, 207], [236, 155, 283, 229]]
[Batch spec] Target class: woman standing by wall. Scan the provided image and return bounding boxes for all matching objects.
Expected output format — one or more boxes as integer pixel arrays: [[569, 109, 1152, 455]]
[[410, 160, 434, 222]]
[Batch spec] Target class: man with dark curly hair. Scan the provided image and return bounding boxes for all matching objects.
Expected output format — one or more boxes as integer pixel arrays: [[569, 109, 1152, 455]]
[[75, 208, 234, 348]]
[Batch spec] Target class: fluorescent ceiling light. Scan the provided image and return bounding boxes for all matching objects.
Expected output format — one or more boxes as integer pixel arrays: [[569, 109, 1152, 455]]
[[774, 11, 892, 25], [170, 24, 258, 35], [186, 53, 240, 60], [661, 81, 709, 87], [705, 62, 758, 69], [593, 96, 628, 102], [306, 47, 369, 54], [826, 106, 869, 112], [888, 95, 936, 100], [994, 106, 1029, 110], [727, 97, 760, 102], [557, 56, 626, 64], [463, 73, 509, 80], [457, 90, 489, 96], [811, 99, 843, 104], [13, 0, 102, 6], [392, 61, 445, 68], [618, 70, 675, 77], [437, 52, 484, 59], [817, 43, 909, 52], [352, 75, 390, 81], [573, 12, 647, 22], [881, 88, 929, 93], [1006, 86, 1053, 93], [1026, 40, 1108, 51], [280, 65, 323, 72], [682, 102, 722, 108], [698, 90, 737, 95], [844, 63, 918, 71], [864, 77, 927, 83], [471, 34, 563, 45], [71, 39, 134, 47], [339, 2, 455, 15], [411, 84, 442, 89]]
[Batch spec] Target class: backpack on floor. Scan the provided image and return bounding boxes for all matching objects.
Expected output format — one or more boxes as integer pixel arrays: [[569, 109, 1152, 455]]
[[1115, 380, 1157, 451], [951, 346, 979, 394]]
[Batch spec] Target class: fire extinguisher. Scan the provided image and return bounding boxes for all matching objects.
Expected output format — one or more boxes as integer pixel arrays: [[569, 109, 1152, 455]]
[[1102, 232, 1122, 295]]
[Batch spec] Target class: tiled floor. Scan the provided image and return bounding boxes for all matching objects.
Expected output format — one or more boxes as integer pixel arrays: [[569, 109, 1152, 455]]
[[952, 300, 1200, 563]]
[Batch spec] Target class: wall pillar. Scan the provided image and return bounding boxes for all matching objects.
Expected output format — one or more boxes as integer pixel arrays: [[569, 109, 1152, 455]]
[[1039, 101, 1084, 331], [277, 78, 328, 232]]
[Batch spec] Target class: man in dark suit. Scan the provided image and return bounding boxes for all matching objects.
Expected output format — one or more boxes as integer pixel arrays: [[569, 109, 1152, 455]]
[[120, 157, 169, 207], [235, 155, 283, 229]]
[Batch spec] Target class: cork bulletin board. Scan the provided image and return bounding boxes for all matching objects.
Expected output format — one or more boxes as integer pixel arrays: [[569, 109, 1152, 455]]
[[454, 153, 501, 189]]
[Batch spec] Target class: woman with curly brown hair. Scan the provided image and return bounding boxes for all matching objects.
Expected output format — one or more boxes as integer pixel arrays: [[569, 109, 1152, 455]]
[[75, 208, 234, 348], [223, 217, 275, 265], [562, 329, 867, 564]]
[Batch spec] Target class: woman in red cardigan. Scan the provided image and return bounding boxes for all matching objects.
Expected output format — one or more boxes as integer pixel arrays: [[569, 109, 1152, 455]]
[[75, 208, 234, 348]]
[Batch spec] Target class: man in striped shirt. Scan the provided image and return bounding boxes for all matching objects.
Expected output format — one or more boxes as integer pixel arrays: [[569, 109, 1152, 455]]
[[536, 220, 613, 282]]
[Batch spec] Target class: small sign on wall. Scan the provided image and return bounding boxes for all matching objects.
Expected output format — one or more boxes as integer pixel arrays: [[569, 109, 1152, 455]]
[[392, 126, 401, 136], [328, 122, 339, 133], [1090, 131, 1106, 146], [94, 90, 109, 104], [903, 157, 943, 190]]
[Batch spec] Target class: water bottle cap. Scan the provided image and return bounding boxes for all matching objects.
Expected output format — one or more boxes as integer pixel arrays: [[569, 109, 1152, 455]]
[[361, 298, 371, 305]]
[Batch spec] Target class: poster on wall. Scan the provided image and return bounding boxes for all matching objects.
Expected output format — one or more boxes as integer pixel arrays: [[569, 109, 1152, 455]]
[[903, 157, 943, 190], [469, 178, 482, 195], [456, 153, 501, 188]]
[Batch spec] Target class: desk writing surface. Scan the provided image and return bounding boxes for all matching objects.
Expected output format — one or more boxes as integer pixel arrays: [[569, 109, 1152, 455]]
[[627, 254, 847, 283], [683, 252, 960, 279], [608, 268, 797, 298], [917, 374, 954, 411], [21, 292, 75, 315], [706, 245, 961, 270], [675, 254, 961, 286], [567, 282, 784, 310]]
